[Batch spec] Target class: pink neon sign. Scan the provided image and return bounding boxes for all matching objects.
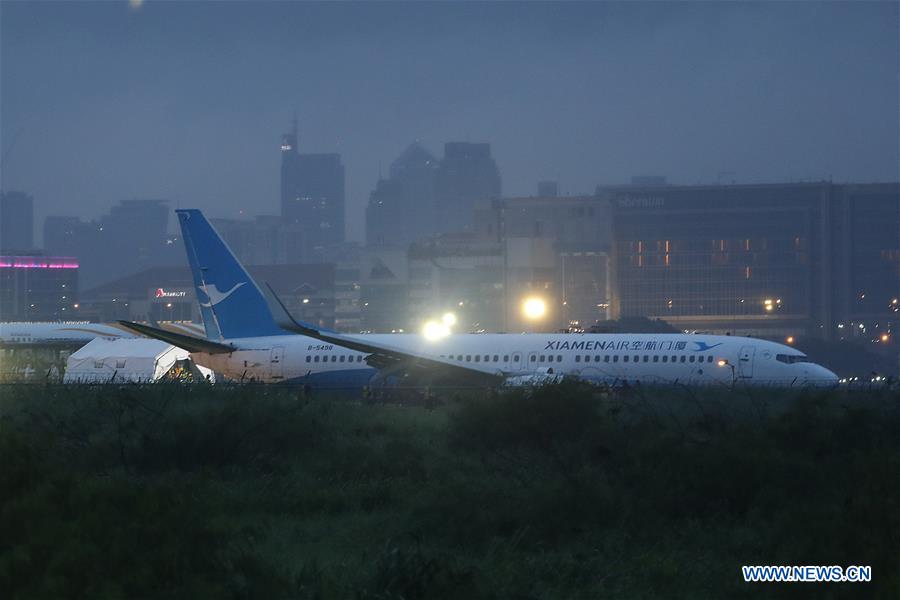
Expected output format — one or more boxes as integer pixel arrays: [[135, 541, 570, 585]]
[[0, 256, 79, 269]]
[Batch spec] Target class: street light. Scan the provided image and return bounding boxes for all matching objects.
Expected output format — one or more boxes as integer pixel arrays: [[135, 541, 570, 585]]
[[522, 297, 547, 321], [422, 320, 450, 341]]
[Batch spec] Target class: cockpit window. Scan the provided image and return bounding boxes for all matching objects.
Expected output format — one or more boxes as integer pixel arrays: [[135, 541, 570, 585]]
[[776, 353, 811, 364]]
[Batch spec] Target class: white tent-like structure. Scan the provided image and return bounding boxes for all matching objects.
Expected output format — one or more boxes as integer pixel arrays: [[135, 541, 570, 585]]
[[63, 338, 214, 383]]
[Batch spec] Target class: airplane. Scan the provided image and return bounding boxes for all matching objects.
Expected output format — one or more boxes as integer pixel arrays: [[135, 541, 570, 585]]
[[118, 209, 839, 389], [0, 321, 204, 350]]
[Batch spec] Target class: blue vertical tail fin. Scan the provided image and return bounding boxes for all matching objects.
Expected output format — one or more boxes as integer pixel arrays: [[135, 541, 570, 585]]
[[177, 209, 287, 339]]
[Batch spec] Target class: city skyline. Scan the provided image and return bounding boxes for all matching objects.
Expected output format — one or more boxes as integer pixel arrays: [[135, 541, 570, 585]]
[[2, 1, 898, 243]]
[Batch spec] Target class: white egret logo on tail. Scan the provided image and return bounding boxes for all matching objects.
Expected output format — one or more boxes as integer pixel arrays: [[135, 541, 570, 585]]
[[199, 282, 246, 307]]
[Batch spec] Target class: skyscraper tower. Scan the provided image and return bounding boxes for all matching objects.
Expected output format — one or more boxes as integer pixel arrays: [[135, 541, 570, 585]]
[[434, 142, 501, 234], [365, 141, 438, 247], [280, 117, 345, 260], [0, 190, 34, 252]]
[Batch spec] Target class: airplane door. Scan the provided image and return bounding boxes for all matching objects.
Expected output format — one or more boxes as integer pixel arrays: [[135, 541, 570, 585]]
[[527, 351, 539, 371], [738, 345, 755, 378], [270, 346, 284, 380], [510, 352, 522, 372]]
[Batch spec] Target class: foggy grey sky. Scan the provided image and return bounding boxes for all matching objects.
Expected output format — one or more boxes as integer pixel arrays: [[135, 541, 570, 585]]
[[1, 1, 898, 243]]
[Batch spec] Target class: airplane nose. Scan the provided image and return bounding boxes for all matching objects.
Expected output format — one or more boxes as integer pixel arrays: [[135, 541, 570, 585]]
[[816, 366, 839, 388]]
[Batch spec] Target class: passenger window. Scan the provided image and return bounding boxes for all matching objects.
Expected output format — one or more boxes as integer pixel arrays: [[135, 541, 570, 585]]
[[503, 355, 509, 362], [493, 355, 499, 362], [604, 355, 610, 363], [306, 356, 311, 363], [540, 355, 546, 362], [680, 356, 686, 363], [314, 356, 320, 362], [548, 355, 554, 363], [332, 355, 337, 362], [643, 355, 649, 362], [708, 356, 713, 363], [557, 355, 562, 362], [689, 356, 695, 363], [466, 354, 472, 361], [475, 355, 481, 362], [662, 355, 668, 363], [575, 355, 581, 363], [358, 356, 363, 362], [514, 355, 520, 362], [484, 355, 490, 362], [340, 355, 345, 362], [613, 355, 619, 363], [671, 355, 677, 362], [624, 355, 629, 363], [530, 355, 536, 362], [634, 355, 639, 362]]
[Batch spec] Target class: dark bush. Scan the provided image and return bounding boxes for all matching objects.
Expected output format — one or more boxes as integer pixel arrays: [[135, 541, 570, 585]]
[[448, 380, 608, 483], [0, 429, 289, 600]]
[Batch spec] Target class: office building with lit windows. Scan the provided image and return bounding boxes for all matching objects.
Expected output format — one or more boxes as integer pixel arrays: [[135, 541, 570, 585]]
[[603, 181, 899, 340], [280, 118, 345, 259], [0, 256, 79, 321]]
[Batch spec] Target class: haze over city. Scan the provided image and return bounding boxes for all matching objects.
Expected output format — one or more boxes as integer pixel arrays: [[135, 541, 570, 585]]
[[2, 1, 897, 242]]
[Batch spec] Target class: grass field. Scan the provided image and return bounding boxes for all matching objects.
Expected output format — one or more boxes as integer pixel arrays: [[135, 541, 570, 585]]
[[2, 381, 899, 599]]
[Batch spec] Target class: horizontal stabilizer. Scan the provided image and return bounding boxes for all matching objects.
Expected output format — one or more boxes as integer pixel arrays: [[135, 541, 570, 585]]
[[117, 321, 236, 355]]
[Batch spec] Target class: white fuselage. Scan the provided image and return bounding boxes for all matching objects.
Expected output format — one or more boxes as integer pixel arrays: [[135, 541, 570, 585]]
[[191, 332, 838, 388], [0, 321, 205, 348]]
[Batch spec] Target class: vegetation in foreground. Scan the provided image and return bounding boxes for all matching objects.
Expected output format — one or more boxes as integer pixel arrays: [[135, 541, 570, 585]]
[[2, 382, 900, 599]]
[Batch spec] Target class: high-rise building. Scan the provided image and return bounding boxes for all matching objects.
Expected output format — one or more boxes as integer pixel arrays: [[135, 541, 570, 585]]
[[604, 181, 900, 340], [0, 255, 78, 320], [537, 181, 559, 197], [0, 191, 34, 253], [280, 118, 345, 259], [210, 215, 304, 266], [474, 195, 613, 331], [434, 142, 501, 234], [366, 142, 439, 247], [43, 216, 85, 257], [42, 199, 176, 288]]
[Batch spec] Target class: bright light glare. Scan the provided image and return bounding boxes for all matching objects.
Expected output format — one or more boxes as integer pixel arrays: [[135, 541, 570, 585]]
[[442, 312, 457, 327], [422, 320, 450, 341], [786, 336, 794, 344], [881, 334, 890, 342], [522, 297, 547, 320], [717, 359, 728, 367]]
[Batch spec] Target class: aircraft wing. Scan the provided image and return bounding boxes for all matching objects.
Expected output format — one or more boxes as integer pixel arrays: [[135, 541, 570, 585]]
[[117, 321, 236, 355], [261, 284, 502, 386]]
